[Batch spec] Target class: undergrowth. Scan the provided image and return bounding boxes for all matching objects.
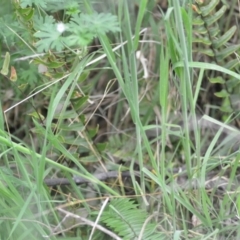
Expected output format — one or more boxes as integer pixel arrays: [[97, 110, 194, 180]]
[[1, 0, 240, 239]]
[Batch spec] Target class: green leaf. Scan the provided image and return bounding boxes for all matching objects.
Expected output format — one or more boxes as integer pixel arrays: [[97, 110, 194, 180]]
[[64, 30, 94, 47], [53, 110, 78, 119], [34, 16, 65, 52], [216, 44, 240, 62], [80, 155, 98, 163], [28, 111, 45, 121], [20, 0, 47, 8], [236, 194, 240, 215], [205, 5, 227, 26], [78, 71, 89, 83], [96, 142, 107, 152], [225, 59, 240, 70], [59, 122, 84, 132], [199, 0, 220, 17], [88, 125, 99, 138], [209, 76, 225, 84], [194, 25, 208, 34], [80, 12, 121, 34], [17, 7, 34, 21], [193, 17, 204, 26], [193, 37, 211, 45], [220, 105, 233, 113], [18, 64, 39, 84], [33, 58, 65, 68], [71, 96, 88, 111], [65, 2, 81, 15], [193, 48, 214, 56], [208, 25, 220, 38], [69, 12, 120, 39], [100, 199, 163, 240], [213, 26, 236, 49], [18, 83, 28, 90], [226, 78, 240, 89], [34, 29, 63, 52], [0, 52, 10, 76], [214, 89, 229, 98]]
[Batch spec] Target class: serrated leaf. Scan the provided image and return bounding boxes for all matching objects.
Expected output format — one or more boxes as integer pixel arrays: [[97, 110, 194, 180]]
[[69, 12, 120, 39], [20, 0, 47, 8], [216, 44, 240, 61], [33, 15, 54, 30], [34, 28, 64, 52], [66, 2, 81, 16], [18, 64, 39, 84], [101, 199, 163, 240], [17, 7, 34, 21], [213, 26, 236, 49], [214, 89, 229, 98], [64, 31, 94, 47], [34, 16, 65, 52], [80, 12, 121, 34], [209, 76, 225, 84]]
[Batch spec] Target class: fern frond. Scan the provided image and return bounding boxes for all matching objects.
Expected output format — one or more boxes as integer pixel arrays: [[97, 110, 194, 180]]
[[192, 0, 240, 63], [191, 0, 240, 114], [100, 199, 163, 240]]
